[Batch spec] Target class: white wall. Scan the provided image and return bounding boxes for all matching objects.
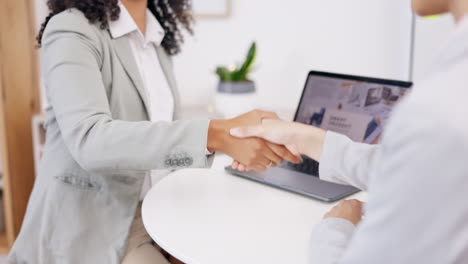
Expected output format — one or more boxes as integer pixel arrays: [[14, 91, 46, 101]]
[[175, 0, 414, 109], [412, 15, 454, 81], [35, 0, 49, 108], [34, 0, 415, 111], [35, 0, 48, 33]]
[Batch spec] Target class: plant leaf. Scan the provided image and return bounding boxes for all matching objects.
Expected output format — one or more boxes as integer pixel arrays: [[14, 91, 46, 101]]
[[233, 42, 256, 81], [216, 66, 232, 82]]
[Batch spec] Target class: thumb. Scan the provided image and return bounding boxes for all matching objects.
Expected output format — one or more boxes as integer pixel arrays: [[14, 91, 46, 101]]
[[230, 125, 264, 138], [286, 144, 301, 157]]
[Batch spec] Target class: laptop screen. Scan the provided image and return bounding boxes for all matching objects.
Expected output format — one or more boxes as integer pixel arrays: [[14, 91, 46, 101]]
[[294, 72, 412, 144]]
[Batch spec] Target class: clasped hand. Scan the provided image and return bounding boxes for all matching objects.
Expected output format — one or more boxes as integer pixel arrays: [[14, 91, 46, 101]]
[[208, 110, 301, 171], [228, 118, 327, 172], [228, 117, 365, 226]]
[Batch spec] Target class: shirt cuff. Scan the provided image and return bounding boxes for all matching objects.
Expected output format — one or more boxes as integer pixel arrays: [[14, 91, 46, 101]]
[[205, 148, 213, 156], [319, 131, 351, 184], [308, 218, 356, 264]]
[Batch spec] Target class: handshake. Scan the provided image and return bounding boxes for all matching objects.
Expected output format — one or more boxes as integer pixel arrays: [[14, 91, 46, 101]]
[[207, 110, 327, 171]]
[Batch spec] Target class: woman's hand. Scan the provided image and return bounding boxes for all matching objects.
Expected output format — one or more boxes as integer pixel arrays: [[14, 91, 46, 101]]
[[229, 119, 327, 171], [323, 199, 364, 226], [207, 110, 300, 171]]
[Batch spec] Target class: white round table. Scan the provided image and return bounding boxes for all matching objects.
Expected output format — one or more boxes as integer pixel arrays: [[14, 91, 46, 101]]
[[142, 154, 366, 264]]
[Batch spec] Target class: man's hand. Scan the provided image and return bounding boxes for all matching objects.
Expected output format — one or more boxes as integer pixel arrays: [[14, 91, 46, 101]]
[[323, 199, 364, 226], [207, 110, 300, 171], [229, 119, 326, 171]]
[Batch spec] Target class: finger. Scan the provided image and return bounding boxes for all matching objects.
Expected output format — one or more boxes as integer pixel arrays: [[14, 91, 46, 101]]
[[353, 200, 364, 210], [348, 199, 363, 207], [247, 152, 271, 170], [230, 125, 264, 138], [267, 142, 301, 164], [339, 200, 349, 207], [238, 163, 246, 172], [249, 164, 267, 172], [263, 143, 284, 166], [253, 141, 280, 168], [232, 160, 240, 170], [244, 165, 253, 172], [285, 144, 301, 158], [241, 140, 273, 170], [256, 154, 273, 168]]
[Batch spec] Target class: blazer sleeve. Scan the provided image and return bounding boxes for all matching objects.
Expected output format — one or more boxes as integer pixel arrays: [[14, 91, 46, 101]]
[[41, 11, 213, 172], [319, 131, 380, 191]]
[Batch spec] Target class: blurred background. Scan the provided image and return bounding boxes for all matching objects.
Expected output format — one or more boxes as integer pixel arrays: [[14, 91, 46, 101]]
[[0, 0, 455, 258], [33, 0, 454, 109]]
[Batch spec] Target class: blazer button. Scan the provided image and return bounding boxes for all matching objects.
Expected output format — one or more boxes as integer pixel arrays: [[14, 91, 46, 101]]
[[184, 157, 193, 166]]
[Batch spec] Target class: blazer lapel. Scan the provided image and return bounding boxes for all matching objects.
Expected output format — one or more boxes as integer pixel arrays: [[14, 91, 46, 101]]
[[112, 37, 150, 117]]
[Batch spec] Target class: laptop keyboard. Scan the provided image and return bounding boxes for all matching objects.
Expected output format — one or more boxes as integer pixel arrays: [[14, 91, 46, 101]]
[[281, 156, 319, 176]]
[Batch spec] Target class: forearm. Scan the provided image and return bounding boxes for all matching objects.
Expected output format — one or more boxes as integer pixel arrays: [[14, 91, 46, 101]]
[[207, 119, 229, 153], [61, 117, 212, 172], [296, 125, 327, 161], [290, 123, 377, 190]]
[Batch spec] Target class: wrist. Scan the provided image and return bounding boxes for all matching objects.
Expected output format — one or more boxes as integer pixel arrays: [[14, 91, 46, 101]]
[[299, 126, 326, 161], [207, 119, 229, 153]]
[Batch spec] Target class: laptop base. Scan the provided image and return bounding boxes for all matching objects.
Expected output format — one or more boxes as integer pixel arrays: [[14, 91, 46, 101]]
[[225, 166, 360, 202]]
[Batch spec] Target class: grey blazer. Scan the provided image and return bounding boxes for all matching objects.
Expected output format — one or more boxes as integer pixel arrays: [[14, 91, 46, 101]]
[[9, 8, 212, 264]]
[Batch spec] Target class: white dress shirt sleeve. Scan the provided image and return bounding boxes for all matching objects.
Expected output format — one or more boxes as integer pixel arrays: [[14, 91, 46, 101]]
[[308, 218, 356, 264], [309, 101, 468, 264], [308, 131, 377, 264], [309, 16, 468, 264], [319, 131, 380, 191]]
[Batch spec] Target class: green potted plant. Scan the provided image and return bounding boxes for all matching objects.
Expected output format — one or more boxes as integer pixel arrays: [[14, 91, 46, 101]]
[[216, 42, 257, 94], [214, 42, 258, 117]]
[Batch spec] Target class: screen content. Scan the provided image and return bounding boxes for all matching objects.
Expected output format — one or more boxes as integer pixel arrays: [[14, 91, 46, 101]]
[[295, 75, 410, 144]]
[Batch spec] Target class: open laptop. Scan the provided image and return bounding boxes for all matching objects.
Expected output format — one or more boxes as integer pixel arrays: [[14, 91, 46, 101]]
[[226, 71, 412, 202]]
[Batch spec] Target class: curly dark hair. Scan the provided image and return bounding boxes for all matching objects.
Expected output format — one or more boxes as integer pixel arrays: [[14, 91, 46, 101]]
[[37, 0, 193, 55]]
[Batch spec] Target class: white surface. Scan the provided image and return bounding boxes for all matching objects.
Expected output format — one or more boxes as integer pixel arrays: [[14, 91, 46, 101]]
[[192, 0, 230, 16], [175, 0, 414, 109], [34, 0, 48, 109], [214, 92, 259, 119], [412, 15, 455, 81], [142, 154, 366, 264]]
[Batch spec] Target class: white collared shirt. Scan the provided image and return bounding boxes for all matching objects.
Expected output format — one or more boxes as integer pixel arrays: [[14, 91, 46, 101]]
[[308, 15, 468, 264], [109, 2, 174, 200]]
